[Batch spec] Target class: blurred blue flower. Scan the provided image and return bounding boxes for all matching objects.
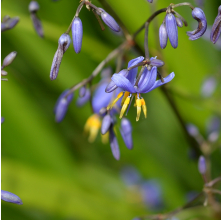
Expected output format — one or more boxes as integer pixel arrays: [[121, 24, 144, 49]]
[[1, 190, 23, 205], [120, 166, 142, 186], [201, 76, 217, 98]]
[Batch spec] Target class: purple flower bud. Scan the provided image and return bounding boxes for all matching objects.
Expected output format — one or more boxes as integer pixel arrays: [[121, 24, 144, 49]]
[[29, 1, 40, 13], [100, 10, 120, 32], [54, 90, 73, 123], [198, 156, 206, 175], [79, 86, 86, 98], [101, 114, 112, 135], [2, 52, 17, 68], [176, 17, 183, 27], [50, 34, 71, 80], [210, 5, 221, 44], [120, 118, 133, 149], [105, 69, 128, 93], [1, 17, 19, 32], [159, 23, 168, 49], [1, 117, 5, 123], [149, 57, 164, 67], [1, 70, 8, 76], [187, 7, 207, 40], [201, 76, 217, 98], [1, 190, 23, 205], [166, 13, 178, 48], [30, 12, 44, 38], [206, 116, 220, 142], [147, 0, 153, 2], [186, 123, 199, 137], [76, 89, 90, 107], [109, 126, 120, 160], [141, 180, 163, 209], [72, 17, 83, 54]]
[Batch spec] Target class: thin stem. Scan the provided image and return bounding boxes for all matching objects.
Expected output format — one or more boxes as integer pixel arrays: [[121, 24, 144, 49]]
[[133, 8, 167, 38], [64, 41, 128, 98], [144, 22, 150, 59], [66, 1, 85, 34], [210, 189, 221, 196], [206, 176, 221, 187], [92, 9, 105, 31], [172, 2, 194, 10]]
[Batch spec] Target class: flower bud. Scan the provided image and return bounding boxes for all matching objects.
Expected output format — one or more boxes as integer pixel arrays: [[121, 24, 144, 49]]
[[187, 8, 207, 40], [1, 190, 23, 205], [120, 118, 133, 149], [1, 17, 19, 32], [1, 117, 5, 124], [100, 10, 120, 32], [109, 126, 120, 160], [2, 52, 17, 68], [1, 70, 8, 76], [147, 0, 153, 2], [186, 123, 199, 137], [166, 13, 178, 48], [210, 5, 221, 44], [159, 23, 168, 49], [29, 1, 40, 13], [50, 34, 71, 80], [76, 89, 90, 107], [30, 13, 44, 38], [101, 114, 112, 135], [198, 156, 206, 175], [54, 90, 74, 123], [72, 17, 83, 54], [105, 69, 128, 93], [201, 76, 217, 98], [176, 17, 183, 27], [150, 57, 164, 67]]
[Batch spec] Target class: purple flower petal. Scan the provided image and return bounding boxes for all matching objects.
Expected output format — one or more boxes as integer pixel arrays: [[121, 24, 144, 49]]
[[1, 190, 23, 205], [120, 118, 133, 149], [187, 8, 207, 40], [111, 74, 136, 93], [105, 69, 128, 93], [72, 17, 83, 53], [166, 13, 178, 48], [142, 72, 175, 93], [210, 5, 221, 44], [101, 114, 112, 135], [109, 126, 120, 160], [159, 23, 168, 49], [138, 67, 157, 93], [149, 57, 164, 67], [101, 10, 120, 32]]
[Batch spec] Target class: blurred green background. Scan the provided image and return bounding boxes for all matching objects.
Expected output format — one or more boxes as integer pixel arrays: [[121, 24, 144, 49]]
[[1, 0, 221, 219]]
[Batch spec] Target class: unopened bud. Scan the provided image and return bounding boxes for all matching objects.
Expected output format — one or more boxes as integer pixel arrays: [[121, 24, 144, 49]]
[[1, 190, 23, 205], [100, 10, 120, 32], [198, 156, 206, 175], [72, 17, 83, 54], [101, 114, 112, 135], [29, 1, 40, 13], [2, 52, 17, 68]]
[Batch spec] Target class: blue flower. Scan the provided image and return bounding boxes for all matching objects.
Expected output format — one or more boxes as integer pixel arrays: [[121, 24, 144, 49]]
[[106, 57, 175, 121]]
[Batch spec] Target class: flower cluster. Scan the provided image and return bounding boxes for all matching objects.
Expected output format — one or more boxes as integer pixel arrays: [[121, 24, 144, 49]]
[[159, 6, 207, 49], [106, 57, 175, 121]]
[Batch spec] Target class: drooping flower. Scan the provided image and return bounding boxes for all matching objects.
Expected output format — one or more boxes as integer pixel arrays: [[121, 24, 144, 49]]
[[72, 17, 83, 53], [187, 7, 207, 40], [1, 190, 23, 205], [210, 5, 221, 44], [165, 13, 178, 48], [29, 1, 44, 38], [50, 34, 71, 80], [106, 57, 174, 121], [54, 89, 74, 123]]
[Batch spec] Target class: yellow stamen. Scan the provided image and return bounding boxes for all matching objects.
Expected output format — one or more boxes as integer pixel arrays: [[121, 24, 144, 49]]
[[119, 96, 130, 119], [141, 98, 147, 118], [121, 91, 130, 106], [84, 114, 101, 142], [136, 98, 142, 121], [107, 91, 123, 110]]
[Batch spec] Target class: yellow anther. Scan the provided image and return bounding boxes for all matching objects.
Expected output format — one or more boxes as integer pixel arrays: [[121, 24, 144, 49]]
[[119, 96, 130, 119], [84, 114, 101, 142], [121, 91, 130, 106], [136, 98, 142, 121], [107, 91, 123, 110], [141, 98, 147, 118]]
